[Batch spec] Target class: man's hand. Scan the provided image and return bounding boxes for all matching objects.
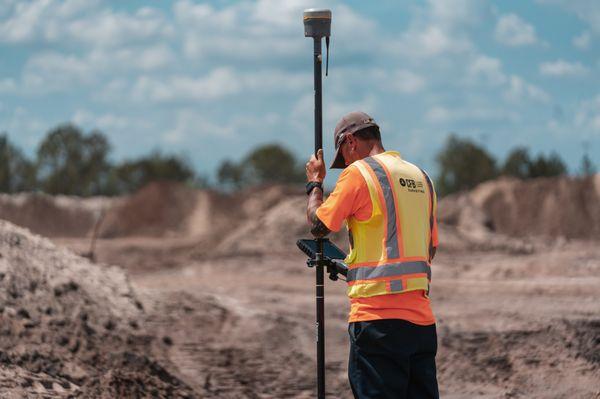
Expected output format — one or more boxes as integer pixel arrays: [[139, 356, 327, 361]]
[[306, 149, 326, 183], [305, 149, 330, 238]]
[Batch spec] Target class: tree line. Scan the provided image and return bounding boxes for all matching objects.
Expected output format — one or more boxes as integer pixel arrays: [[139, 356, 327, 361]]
[[0, 123, 306, 196], [0, 124, 596, 197], [435, 134, 596, 196], [0, 124, 198, 196]]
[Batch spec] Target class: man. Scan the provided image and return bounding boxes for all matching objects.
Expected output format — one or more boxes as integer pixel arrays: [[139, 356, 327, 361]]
[[305, 111, 439, 399]]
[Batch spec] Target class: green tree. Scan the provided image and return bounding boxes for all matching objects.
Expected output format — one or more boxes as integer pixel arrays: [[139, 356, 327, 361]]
[[0, 133, 37, 193], [244, 144, 304, 185], [436, 134, 498, 196], [528, 152, 567, 178], [502, 147, 531, 179], [217, 160, 244, 190], [36, 124, 111, 196], [217, 143, 304, 190], [579, 154, 597, 177], [106, 151, 196, 194]]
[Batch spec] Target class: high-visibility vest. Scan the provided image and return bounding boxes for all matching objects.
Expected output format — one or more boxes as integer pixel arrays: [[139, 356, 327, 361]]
[[344, 151, 436, 299]]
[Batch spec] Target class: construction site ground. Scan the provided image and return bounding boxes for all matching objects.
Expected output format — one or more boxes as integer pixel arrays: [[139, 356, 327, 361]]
[[55, 233, 600, 398], [1, 178, 599, 398]]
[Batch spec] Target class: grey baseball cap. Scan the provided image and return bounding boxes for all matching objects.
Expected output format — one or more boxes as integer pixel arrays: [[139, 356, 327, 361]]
[[330, 111, 379, 169]]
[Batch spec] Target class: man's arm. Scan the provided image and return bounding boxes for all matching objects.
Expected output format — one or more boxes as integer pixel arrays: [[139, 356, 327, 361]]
[[307, 186, 331, 238], [305, 149, 331, 238]]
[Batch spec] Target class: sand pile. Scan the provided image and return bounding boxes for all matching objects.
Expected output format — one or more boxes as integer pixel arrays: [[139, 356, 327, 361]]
[[99, 183, 311, 254], [215, 185, 305, 254], [215, 195, 308, 255], [0, 193, 114, 238], [439, 174, 600, 239], [99, 181, 246, 239], [99, 181, 199, 238], [0, 220, 193, 397]]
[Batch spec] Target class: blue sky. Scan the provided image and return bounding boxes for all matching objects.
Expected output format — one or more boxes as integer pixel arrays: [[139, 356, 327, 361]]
[[0, 0, 598, 182]]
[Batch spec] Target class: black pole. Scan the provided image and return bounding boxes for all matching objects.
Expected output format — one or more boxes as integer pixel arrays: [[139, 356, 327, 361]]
[[312, 36, 326, 399], [314, 38, 323, 155]]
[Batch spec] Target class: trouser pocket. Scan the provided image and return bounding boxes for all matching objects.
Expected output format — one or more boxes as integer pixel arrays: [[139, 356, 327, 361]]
[[348, 321, 368, 344]]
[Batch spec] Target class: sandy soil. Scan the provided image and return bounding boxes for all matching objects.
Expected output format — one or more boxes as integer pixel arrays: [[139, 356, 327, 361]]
[[55, 230, 600, 399]]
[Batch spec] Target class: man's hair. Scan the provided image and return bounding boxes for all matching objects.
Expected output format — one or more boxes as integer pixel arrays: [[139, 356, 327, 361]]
[[353, 126, 381, 142]]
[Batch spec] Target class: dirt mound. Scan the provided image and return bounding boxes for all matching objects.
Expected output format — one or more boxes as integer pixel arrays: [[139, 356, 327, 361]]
[[0, 193, 114, 238], [99, 181, 248, 239], [99, 182, 311, 254], [99, 181, 199, 238], [439, 174, 600, 239], [214, 186, 347, 256], [438, 319, 600, 398], [0, 220, 194, 397], [215, 195, 308, 255]]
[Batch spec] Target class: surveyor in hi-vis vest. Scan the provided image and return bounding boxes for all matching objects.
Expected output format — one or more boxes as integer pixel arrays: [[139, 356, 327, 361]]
[[306, 111, 439, 399]]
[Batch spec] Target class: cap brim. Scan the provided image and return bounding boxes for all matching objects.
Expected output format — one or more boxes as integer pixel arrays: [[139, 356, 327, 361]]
[[329, 147, 346, 169]]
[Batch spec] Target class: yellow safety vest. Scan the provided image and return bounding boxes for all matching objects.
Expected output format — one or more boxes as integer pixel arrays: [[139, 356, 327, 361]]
[[345, 151, 436, 299]]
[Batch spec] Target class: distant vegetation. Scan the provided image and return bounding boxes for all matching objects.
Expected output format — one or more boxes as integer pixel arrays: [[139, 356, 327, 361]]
[[434, 134, 595, 196], [0, 123, 304, 196], [217, 144, 305, 190], [0, 124, 596, 197], [0, 124, 199, 196]]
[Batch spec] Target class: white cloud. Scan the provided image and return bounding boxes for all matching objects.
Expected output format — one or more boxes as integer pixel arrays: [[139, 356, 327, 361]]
[[425, 104, 519, 124], [504, 75, 550, 103], [131, 68, 309, 104], [175, 0, 296, 60], [65, 7, 173, 47], [390, 24, 473, 59], [573, 31, 591, 50], [382, 0, 485, 59], [539, 59, 589, 77], [428, 0, 484, 29], [467, 55, 507, 86], [388, 70, 426, 94], [133, 68, 240, 103], [0, 0, 172, 46], [0, 78, 16, 93], [0, 106, 46, 146], [163, 108, 282, 144], [537, 0, 600, 35], [574, 95, 600, 133], [463, 55, 550, 105], [72, 109, 132, 131], [495, 14, 538, 46], [425, 106, 451, 124], [22, 51, 95, 93], [7, 44, 175, 95], [0, 0, 55, 43], [370, 69, 426, 94], [163, 109, 230, 144]]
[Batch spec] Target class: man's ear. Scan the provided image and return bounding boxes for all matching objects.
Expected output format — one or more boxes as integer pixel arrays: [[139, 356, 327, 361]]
[[347, 134, 357, 150]]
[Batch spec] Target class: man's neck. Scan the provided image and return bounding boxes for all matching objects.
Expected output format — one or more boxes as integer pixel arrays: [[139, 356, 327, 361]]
[[368, 141, 385, 157]]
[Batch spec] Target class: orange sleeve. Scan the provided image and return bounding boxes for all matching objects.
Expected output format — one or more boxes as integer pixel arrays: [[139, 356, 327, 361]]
[[432, 180, 439, 248], [432, 214, 439, 248], [315, 165, 372, 232]]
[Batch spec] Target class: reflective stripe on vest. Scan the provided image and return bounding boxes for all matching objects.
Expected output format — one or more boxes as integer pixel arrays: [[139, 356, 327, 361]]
[[363, 157, 400, 260], [347, 260, 431, 282]]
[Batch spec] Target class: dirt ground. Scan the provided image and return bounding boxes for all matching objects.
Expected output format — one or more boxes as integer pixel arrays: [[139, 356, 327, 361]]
[[55, 228, 600, 398], [2, 178, 600, 398]]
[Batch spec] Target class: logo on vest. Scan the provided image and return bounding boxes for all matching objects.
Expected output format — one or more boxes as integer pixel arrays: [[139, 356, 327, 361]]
[[399, 178, 425, 193]]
